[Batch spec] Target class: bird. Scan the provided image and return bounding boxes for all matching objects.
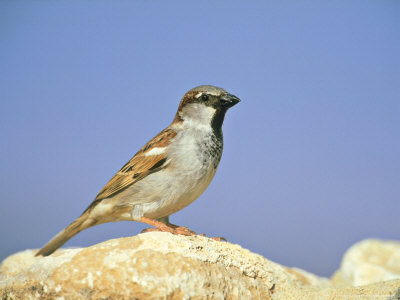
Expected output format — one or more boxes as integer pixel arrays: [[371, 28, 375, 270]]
[[36, 85, 240, 256]]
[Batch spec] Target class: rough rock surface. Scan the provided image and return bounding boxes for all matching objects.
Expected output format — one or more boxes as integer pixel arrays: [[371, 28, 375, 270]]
[[332, 239, 400, 287], [1, 233, 399, 299]]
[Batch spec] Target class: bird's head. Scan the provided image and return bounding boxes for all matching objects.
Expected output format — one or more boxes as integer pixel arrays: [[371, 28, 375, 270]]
[[173, 85, 240, 132]]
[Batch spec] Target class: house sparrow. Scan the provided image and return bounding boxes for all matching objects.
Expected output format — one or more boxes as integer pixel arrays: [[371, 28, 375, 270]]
[[36, 85, 240, 256]]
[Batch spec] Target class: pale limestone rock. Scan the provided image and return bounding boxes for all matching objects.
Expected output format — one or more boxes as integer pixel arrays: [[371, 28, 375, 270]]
[[333, 239, 400, 286], [1, 234, 400, 299]]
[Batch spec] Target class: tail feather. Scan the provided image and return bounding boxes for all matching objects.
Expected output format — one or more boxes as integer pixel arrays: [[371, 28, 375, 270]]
[[35, 215, 95, 256]]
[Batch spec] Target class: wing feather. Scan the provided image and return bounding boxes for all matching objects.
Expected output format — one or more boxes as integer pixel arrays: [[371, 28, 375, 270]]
[[93, 128, 177, 201]]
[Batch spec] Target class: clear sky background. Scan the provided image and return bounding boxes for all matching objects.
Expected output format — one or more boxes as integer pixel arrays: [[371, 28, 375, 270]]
[[1, 1, 399, 277]]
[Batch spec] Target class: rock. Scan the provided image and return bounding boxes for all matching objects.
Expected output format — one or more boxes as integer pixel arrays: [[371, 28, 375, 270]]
[[1, 233, 400, 299], [332, 239, 400, 286]]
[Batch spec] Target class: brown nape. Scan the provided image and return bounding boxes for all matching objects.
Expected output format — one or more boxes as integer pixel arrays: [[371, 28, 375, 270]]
[[172, 112, 184, 124], [176, 90, 199, 113]]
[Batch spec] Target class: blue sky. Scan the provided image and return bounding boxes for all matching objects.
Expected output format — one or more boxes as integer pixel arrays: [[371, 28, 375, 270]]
[[1, 1, 399, 276]]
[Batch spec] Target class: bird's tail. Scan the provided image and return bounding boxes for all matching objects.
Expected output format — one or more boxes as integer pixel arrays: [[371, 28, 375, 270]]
[[35, 213, 96, 257]]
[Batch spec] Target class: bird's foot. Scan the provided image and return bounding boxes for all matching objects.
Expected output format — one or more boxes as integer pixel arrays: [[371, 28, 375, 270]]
[[139, 217, 224, 241], [159, 222, 196, 234], [139, 217, 196, 236], [140, 226, 195, 235], [173, 226, 197, 235]]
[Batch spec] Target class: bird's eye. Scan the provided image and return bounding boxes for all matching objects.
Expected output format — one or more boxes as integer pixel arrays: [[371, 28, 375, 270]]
[[201, 94, 209, 101]]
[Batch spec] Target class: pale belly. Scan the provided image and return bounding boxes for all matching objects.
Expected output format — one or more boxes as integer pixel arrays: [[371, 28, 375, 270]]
[[141, 166, 217, 220], [106, 163, 218, 221]]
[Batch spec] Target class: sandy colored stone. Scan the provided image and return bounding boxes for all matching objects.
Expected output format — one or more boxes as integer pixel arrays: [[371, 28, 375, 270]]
[[1, 234, 400, 299], [332, 239, 400, 287]]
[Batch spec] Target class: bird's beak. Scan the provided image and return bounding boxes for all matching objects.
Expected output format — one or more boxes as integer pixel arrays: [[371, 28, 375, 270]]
[[221, 93, 241, 108]]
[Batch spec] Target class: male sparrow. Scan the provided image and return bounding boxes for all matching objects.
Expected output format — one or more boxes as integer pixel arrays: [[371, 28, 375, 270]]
[[36, 85, 240, 256]]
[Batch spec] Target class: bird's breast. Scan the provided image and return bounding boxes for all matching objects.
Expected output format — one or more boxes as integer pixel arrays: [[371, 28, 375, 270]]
[[149, 130, 223, 215], [169, 129, 223, 174]]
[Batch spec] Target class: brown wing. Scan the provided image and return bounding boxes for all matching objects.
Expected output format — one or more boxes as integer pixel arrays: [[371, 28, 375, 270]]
[[94, 128, 177, 201]]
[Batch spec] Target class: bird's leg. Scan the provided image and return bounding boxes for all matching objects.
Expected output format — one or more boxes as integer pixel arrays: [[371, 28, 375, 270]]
[[140, 216, 171, 233], [140, 216, 174, 233], [139, 217, 196, 236], [139, 217, 224, 241]]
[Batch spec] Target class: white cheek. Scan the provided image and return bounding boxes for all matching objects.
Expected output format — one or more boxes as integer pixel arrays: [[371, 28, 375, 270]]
[[144, 147, 166, 156], [180, 103, 216, 129]]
